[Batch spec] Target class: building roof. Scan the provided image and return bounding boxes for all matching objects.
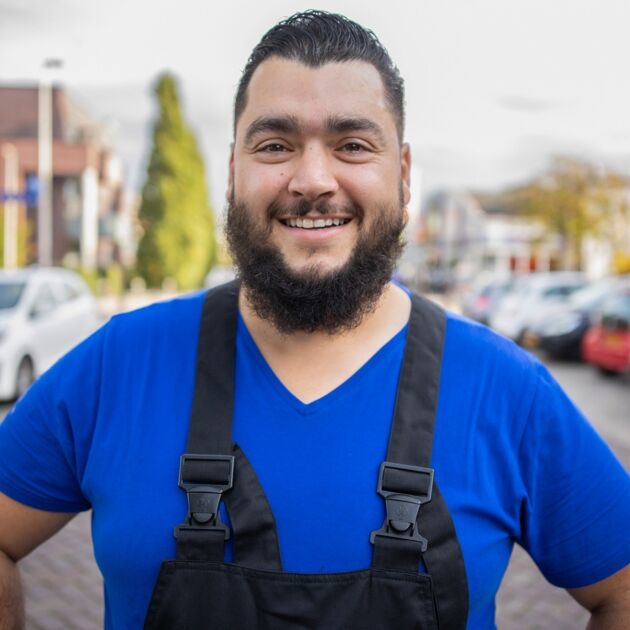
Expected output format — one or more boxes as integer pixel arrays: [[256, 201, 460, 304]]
[[0, 85, 103, 143]]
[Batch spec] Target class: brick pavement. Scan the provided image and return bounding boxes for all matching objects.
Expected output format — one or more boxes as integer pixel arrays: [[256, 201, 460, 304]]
[[496, 547, 589, 629], [19, 512, 102, 629]]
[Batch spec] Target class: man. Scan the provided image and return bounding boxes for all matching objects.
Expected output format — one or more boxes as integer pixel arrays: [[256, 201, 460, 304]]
[[1, 11, 629, 629]]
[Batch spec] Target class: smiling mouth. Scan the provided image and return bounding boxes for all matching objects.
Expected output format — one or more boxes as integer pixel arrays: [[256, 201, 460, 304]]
[[279, 217, 352, 229]]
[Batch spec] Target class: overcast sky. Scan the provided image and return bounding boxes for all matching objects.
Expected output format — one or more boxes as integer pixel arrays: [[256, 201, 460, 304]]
[[1, 0, 629, 216]]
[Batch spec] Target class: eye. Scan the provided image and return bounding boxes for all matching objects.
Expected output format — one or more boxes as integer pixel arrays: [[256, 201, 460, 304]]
[[340, 142, 367, 153], [258, 143, 289, 153]]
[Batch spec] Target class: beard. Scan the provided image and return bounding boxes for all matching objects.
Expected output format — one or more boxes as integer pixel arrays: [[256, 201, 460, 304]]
[[225, 195, 406, 335]]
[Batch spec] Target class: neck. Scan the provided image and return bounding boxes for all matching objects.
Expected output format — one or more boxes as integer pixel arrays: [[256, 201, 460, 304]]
[[239, 282, 411, 403]]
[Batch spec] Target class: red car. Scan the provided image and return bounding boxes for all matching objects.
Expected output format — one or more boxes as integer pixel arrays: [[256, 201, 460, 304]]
[[582, 289, 630, 375]]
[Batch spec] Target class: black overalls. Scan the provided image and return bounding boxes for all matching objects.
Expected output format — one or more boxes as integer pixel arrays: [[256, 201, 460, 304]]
[[144, 282, 469, 629]]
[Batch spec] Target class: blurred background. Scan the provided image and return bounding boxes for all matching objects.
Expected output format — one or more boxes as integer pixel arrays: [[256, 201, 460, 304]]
[[0, 0, 629, 628]]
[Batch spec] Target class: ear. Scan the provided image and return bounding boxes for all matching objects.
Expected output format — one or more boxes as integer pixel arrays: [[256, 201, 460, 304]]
[[226, 143, 235, 201], [402, 206, 410, 227], [400, 143, 411, 206]]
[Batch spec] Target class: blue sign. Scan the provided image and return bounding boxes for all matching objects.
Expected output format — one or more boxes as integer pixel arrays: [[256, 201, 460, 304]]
[[0, 191, 29, 202], [0, 175, 39, 205], [25, 174, 39, 203]]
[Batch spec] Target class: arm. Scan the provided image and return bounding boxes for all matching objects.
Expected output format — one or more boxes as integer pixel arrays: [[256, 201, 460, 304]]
[[568, 564, 630, 630], [0, 548, 23, 630], [0, 492, 76, 630]]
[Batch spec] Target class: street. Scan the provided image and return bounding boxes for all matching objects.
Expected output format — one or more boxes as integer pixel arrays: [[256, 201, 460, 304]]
[[1, 354, 628, 629]]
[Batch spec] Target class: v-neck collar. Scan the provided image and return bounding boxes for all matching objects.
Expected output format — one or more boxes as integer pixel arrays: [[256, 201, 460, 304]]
[[236, 312, 409, 416]]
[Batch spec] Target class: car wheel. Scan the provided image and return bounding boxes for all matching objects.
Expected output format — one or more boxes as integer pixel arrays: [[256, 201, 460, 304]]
[[15, 357, 35, 399], [597, 366, 619, 378]]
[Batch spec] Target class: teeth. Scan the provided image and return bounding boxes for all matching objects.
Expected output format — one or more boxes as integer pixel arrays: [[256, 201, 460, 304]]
[[283, 217, 349, 229]]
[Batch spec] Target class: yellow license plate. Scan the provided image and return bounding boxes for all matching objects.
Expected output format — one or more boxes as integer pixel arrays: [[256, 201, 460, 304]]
[[604, 332, 623, 348]]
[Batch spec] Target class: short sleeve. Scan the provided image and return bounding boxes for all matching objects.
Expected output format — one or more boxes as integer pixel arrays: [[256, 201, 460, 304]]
[[0, 323, 108, 512], [519, 363, 630, 588]]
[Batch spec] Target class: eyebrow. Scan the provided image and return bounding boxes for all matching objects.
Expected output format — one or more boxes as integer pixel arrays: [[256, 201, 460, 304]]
[[243, 114, 387, 145], [244, 115, 300, 145], [324, 116, 386, 144]]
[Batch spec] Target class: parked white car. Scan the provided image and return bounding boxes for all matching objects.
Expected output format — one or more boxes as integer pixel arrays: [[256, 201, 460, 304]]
[[489, 272, 587, 344], [0, 267, 103, 400]]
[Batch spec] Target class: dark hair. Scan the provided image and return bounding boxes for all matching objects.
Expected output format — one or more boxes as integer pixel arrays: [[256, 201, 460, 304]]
[[233, 10, 405, 139]]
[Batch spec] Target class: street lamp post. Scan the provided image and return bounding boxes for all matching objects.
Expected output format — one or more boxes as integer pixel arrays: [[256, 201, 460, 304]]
[[37, 58, 63, 266], [2, 143, 19, 269]]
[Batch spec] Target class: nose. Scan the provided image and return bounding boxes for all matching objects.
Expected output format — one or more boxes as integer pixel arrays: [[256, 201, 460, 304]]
[[287, 143, 339, 201]]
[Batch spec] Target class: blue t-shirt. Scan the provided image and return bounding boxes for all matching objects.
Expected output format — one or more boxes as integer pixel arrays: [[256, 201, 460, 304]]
[[0, 291, 628, 629]]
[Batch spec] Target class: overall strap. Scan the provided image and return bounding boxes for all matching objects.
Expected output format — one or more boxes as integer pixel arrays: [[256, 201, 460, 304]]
[[371, 293, 469, 630], [175, 281, 282, 571]]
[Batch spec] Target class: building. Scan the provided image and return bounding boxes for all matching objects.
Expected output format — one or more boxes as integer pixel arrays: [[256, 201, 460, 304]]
[[0, 84, 124, 268], [413, 190, 486, 290], [414, 189, 563, 290]]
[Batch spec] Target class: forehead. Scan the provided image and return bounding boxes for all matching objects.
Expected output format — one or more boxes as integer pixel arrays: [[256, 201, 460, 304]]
[[236, 57, 396, 140]]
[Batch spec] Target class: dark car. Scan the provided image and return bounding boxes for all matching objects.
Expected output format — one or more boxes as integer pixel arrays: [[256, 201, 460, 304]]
[[582, 288, 630, 375], [534, 277, 629, 360]]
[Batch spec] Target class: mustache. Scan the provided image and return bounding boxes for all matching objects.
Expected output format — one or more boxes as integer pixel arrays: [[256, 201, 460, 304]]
[[267, 198, 365, 222]]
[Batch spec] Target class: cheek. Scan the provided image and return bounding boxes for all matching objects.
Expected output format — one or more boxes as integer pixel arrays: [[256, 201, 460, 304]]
[[337, 162, 398, 199], [234, 162, 288, 201]]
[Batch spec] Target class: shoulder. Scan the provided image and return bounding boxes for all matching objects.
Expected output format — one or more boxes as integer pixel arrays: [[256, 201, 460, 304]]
[[441, 308, 541, 395], [434, 308, 551, 462], [408, 292, 537, 380], [106, 290, 207, 341], [28, 290, 207, 404], [444, 309, 537, 367]]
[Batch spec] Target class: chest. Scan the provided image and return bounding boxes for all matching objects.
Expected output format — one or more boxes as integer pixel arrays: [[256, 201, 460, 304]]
[[83, 318, 521, 629]]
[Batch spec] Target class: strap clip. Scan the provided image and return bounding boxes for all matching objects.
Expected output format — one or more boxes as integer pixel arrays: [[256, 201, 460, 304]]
[[174, 454, 235, 541], [370, 461, 434, 552]]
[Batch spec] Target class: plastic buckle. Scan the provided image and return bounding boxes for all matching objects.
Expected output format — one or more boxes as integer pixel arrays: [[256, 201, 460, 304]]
[[369, 461, 434, 552], [174, 454, 235, 541]]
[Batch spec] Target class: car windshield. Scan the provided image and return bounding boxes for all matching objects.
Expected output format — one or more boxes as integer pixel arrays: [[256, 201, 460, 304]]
[[506, 279, 532, 298], [569, 281, 615, 310], [0, 282, 26, 309], [609, 295, 630, 319]]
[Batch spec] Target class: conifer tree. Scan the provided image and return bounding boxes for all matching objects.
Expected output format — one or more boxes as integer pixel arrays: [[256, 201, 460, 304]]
[[136, 72, 215, 289]]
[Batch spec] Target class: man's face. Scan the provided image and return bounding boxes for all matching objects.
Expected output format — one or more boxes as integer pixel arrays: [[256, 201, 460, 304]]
[[228, 57, 411, 277]]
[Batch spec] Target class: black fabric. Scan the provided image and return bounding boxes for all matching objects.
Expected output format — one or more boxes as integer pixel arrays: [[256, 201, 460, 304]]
[[147, 283, 469, 630], [372, 537, 428, 572], [178, 280, 282, 571], [226, 445, 282, 571], [144, 564, 438, 630], [186, 280, 240, 455], [372, 293, 469, 629], [386, 294, 444, 467], [421, 482, 469, 629], [175, 529, 226, 562]]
